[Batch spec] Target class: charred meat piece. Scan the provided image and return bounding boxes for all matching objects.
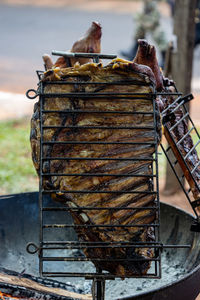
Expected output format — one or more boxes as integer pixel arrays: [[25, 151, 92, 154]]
[[134, 40, 200, 203], [162, 87, 200, 201], [31, 59, 160, 277], [133, 39, 164, 91]]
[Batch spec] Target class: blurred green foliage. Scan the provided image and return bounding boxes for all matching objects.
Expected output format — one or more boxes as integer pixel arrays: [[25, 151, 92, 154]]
[[0, 118, 38, 195]]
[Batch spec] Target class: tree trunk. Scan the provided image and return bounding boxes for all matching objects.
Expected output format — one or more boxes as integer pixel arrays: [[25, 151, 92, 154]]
[[163, 0, 196, 195]]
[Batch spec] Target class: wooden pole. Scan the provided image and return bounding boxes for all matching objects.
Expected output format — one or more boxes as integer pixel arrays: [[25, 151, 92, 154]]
[[163, 0, 197, 195]]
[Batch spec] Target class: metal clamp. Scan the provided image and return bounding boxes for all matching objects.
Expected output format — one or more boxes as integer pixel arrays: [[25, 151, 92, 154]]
[[178, 93, 194, 104]]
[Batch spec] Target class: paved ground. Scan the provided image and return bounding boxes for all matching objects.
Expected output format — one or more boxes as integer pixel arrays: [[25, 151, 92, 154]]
[[0, 0, 173, 119], [0, 0, 200, 121]]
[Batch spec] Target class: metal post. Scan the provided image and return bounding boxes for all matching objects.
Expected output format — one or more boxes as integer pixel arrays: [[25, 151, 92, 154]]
[[92, 269, 105, 300]]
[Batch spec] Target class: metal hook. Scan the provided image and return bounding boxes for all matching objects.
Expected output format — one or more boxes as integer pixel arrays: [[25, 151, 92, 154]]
[[26, 89, 38, 99], [26, 242, 40, 254]]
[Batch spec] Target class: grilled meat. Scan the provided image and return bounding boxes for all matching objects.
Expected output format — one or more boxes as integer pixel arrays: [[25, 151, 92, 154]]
[[31, 59, 160, 277], [134, 39, 200, 202], [133, 39, 164, 91], [162, 87, 200, 201], [43, 54, 54, 70]]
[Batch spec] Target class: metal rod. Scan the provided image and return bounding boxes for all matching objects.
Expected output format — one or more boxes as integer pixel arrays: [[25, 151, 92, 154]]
[[43, 224, 159, 229], [42, 141, 156, 145], [42, 190, 157, 194], [42, 125, 155, 130], [161, 95, 182, 114], [41, 272, 160, 279], [52, 51, 117, 60], [160, 143, 198, 218], [183, 104, 200, 140], [44, 80, 152, 86], [42, 206, 158, 211], [40, 244, 190, 249], [184, 139, 200, 160], [42, 157, 156, 161], [191, 161, 200, 174], [41, 109, 154, 115], [42, 241, 162, 246], [39, 92, 155, 98], [39, 85, 44, 276], [41, 173, 156, 177], [42, 257, 160, 262], [169, 112, 189, 131], [176, 126, 194, 145]]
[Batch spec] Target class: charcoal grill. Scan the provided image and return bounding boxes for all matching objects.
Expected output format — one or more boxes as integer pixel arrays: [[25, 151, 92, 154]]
[[24, 52, 198, 300], [0, 192, 200, 300]]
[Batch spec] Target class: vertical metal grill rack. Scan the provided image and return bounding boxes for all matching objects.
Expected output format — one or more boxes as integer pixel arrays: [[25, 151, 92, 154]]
[[26, 53, 191, 300], [160, 88, 200, 227]]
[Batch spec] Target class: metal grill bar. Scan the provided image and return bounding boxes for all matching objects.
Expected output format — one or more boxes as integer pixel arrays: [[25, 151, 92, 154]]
[[42, 157, 156, 161], [42, 190, 157, 194], [42, 125, 155, 130], [42, 257, 160, 262], [191, 161, 200, 174], [177, 126, 194, 145], [42, 109, 154, 115], [42, 173, 156, 177], [160, 95, 182, 114], [43, 206, 158, 211], [161, 95, 200, 218], [168, 99, 186, 114], [184, 140, 200, 160], [42, 244, 160, 249], [44, 80, 151, 86], [42, 141, 156, 145], [41, 272, 159, 279], [52, 50, 117, 60], [40, 241, 190, 248], [39, 92, 155, 98], [43, 224, 159, 229], [169, 112, 189, 131]]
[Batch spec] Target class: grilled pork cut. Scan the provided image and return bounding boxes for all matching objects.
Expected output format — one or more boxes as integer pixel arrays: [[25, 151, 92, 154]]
[[162, 88, 200, 202], [133, 39, 200, 204], [30, 59, 160, 277]]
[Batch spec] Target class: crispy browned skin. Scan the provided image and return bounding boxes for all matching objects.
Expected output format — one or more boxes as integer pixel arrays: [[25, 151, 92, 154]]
[[42, 54, 54, 70], [31, 60, 159, 277], [54, 21, 102, 68]]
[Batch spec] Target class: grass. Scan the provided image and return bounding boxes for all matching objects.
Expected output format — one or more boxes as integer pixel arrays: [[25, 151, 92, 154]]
[[0, 118, 38, 195]]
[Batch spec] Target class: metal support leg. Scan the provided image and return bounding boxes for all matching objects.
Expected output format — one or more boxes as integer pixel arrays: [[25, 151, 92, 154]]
[[92, 269, 105, 300]]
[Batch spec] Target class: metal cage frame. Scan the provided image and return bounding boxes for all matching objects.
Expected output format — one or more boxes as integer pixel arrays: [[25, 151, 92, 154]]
[[26, 53, 192, 300]]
